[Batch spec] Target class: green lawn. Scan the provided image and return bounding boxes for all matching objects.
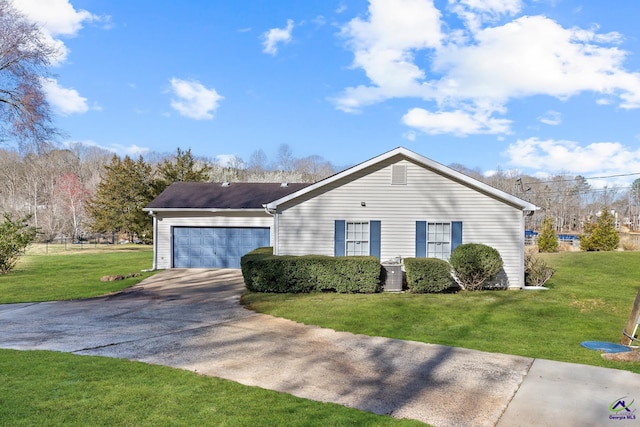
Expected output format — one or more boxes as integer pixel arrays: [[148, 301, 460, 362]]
[[0, 247, 423, 426], [2, 248, 639, 425], [0, 349, 422, 427], [0, 244, 155, 303], [242, 251, 640, 374]]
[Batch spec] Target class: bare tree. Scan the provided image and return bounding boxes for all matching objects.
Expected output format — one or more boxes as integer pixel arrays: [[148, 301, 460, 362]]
[[0, 0, 59, 153], [276, 143, 294, 173], [294, 155, 336, 182]]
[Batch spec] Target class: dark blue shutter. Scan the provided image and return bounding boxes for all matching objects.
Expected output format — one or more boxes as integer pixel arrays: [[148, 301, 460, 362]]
[[452, 221, 463, 251], [416, 221, 426, 257], [334, 220, 345, 256], [370, 220, 381, 259]]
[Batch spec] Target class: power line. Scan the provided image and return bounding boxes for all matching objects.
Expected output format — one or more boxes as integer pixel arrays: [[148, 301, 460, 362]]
[[522, 172, 640, 186]]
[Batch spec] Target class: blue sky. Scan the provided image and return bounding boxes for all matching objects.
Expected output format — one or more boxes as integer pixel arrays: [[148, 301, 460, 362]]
[[16, 0, 640, 186]]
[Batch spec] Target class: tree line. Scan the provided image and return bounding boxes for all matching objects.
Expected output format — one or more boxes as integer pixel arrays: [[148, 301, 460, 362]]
[[0, 143, 338, 243], [1, 141, 637, 245], [449, 164, 640, 234]]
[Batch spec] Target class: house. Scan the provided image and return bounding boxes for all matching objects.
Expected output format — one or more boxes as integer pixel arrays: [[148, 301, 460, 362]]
[[144, 147, 538, 288]]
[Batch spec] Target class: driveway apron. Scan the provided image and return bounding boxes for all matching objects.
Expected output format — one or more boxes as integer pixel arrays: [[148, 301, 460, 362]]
[[1, 269, 638, 427]]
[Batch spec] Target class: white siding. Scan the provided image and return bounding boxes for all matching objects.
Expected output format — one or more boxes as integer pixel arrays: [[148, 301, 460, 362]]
[[154, 211, 274, 269], [275, 158, 527, 288]]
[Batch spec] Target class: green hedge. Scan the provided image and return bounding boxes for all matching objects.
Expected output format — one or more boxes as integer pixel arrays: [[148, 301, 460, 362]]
[[241, 247, 382, 293], [404, 257, 455, 293]]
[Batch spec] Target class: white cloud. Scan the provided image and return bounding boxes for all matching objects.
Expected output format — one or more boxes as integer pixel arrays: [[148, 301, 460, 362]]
[[504, 137, 640, 176], [334, 0, 442, 112], [538, 110, 562, 126], [262, 19, 294, 55], [216, 154, 244, 168], [402, 130, 417, 141], [449, 0, 523, 32], [402, 107, 511, 135], [64, 140, 149, 157], [15, 0, 100, 65], [432, 16, 630, 103], [15, 0, 101, 115], [169, 78, 224, 120], [41, 78, 89, 115], [17, 0, 97, 36], [335, 0, 640, 137]]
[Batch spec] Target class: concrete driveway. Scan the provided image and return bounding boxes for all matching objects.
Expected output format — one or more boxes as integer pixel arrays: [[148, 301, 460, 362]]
[[1, 269, 639, 427]]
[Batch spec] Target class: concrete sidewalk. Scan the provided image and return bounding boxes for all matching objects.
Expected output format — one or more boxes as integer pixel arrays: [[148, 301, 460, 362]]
[[0, 269, 638, 426]]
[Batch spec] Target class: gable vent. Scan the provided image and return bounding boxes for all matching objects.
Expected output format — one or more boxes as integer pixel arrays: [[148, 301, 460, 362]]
[[391, 164, 407, 185]]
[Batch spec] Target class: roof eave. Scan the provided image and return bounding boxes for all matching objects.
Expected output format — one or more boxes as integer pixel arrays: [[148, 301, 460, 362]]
[[142, 208, 267, 213], [266, 147, 540, 211]]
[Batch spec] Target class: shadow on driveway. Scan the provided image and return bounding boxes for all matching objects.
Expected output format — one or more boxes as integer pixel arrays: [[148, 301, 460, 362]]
[[0, 269, 532, 427]]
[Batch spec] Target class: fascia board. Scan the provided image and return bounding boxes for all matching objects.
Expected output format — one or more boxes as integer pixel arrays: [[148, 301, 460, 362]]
[[266, 146, 539, 212], [142, 208, 266, 213]]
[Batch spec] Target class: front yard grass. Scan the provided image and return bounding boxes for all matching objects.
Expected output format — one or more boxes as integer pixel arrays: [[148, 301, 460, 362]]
[[242, 251, 640, 374], [0, 244, 155, 303], [0, 349, 422, 427], [0, 244, 425, 426]]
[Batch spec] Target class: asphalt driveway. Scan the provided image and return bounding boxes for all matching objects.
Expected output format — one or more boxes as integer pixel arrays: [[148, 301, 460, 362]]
[[1, 269, 638, 427]]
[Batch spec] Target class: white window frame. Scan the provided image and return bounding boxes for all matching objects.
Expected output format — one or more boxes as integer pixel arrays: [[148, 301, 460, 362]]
[[427, 222, 451, 260], [346, 221, 369, 256]]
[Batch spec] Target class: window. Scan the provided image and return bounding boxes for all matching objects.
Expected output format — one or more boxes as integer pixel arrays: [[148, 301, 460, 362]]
[[346, 221, 369, 256], [427, 222, 451, 260], [335, 220, 380, 258], [416, 221, 462, 260]]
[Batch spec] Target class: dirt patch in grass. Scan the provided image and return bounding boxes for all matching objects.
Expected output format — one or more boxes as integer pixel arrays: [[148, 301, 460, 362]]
[[569, 293, 619, 313], [602, 349, 640, 362]]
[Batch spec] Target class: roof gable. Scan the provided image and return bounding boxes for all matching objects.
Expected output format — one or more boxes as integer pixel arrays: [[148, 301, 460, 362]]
[[145, 182, 309, 211], [266, 147, 538, 212]]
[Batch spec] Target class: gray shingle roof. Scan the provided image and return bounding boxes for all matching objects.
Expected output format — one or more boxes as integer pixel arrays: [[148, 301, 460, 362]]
[[145, 182, 309, 210]]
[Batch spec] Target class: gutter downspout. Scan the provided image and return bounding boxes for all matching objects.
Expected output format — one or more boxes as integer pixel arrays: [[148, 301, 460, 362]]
[[263, 204, 278, 255], [146, 211, 157, 271]]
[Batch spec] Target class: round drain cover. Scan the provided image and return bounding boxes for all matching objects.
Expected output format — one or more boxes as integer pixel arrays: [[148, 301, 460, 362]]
[[580, 341, 631, 353]]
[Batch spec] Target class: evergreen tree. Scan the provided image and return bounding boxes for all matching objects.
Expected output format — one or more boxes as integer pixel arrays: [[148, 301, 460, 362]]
[[153, 147, 211, 196], [537, 216, 559, 253], [579, 208, 619, 251], [86, 155, 154, 242]]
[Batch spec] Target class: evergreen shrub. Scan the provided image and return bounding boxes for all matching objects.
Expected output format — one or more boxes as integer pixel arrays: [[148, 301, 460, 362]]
[[0, 213, 38, 274], [241, 248, 382, 293], [579, 209, 619, 251], [449, 243, 503, 291], [404, 258, 455, 293], [537, 216, 559, 253]]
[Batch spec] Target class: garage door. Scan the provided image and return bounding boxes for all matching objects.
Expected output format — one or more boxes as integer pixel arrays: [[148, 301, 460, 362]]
[[173, 227, 270, 268]]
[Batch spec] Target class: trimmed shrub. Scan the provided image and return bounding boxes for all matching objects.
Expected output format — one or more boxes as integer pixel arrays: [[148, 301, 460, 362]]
[[449, 243, 503, 291], [524, 253, 554, 287], [241, 248, 382, 293], [404, 257, 455, 293]]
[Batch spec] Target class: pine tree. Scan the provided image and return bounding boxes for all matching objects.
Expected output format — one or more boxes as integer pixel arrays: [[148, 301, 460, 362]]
[[537, 216, 559, 253], [153, 147, 211, 196], [579, 208, 619, 251], [86, 155, 154, 242]]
